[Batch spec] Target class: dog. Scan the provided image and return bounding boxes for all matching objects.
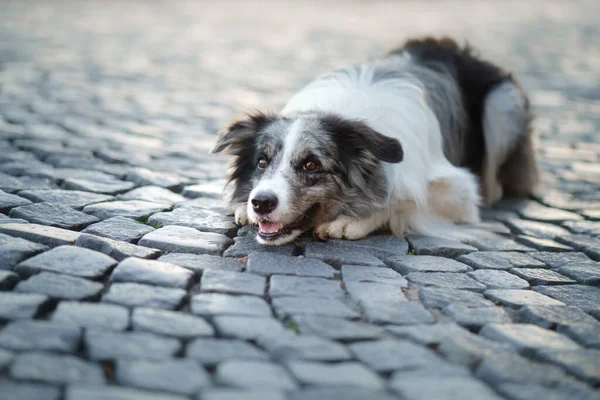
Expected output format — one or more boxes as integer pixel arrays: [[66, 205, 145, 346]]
[[212, 37, 540, 245]]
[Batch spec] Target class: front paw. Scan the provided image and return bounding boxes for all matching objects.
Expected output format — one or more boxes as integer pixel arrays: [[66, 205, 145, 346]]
[[234, 206, 248, 226], [314, 217, 369, 241]]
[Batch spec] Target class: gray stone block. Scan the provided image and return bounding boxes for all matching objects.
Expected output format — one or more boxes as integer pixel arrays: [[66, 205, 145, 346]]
[[348, 339, 441, 373], [390, 376, 504, 400], [201, 269, 266, 296], [83, 200, 170, 221], [9, 202, 99, 229], [110, 257, 194, 289], [215, 360, 297, 390], [223, 235, 295, 258], [51, 301, 129, 331], [480, 323, 581, 352], [484, 289, 566, 308], [468, 269, 529, 289], [510, 267, 576, 285], [459, 251, 546, 270], [515, 235, 574, 252], [81, 216, 155, 242], [496, 383, 598, 400], [269, 275, 343, 300], [186, 338, 269, 366], [504, 218, 571, 239], [419, 287, 495, 308], [443, 304, 512, 327], [272, 296, 359, 319], [132, 308, 214, 338], [0, 190, 32, 213], [119, 185, 186, 204], [18, 189, 114, 210], [66, 385, 188, 400], [304, 242, 385, 268], [558, 262, 600, 285], [0, 232, 48, 271], [286, 361, 383, 389], [125, 167, 185, 189], [466, 232, 534, 252], [116, 359, 211, 396], [535, 348, 600, 385], [341, 264, 408, 288], [212, 316, 287, 341], [386, 323, 469, 346], [257, 334, 351, 362], [406, 272, 487, 291], [201, 389, 286, 400], [530, 251, 591, 269], [75, 233, 161, 261], [0, 223, 81, 248], [15, 271, 104, 300], [191, 293, 271, 317], [0, 320, 80, 352], [437, 330, 516, 367], [159, 253, 243, 274], [14, 245, 116, 279], [62, 176, 136, 194], [0, 292, 50, 320], [246, 253, 335, 278], [406, 234, 478, 258], [291, 315, 385, 341], [139, 225, 232, 256], [475, 352, 570, 386], [388, 255, 471, 274], [85, 330, 181, 361], [102, 282, 186, 310], [148, 206, 237, 237], [10, 352, 106, 385], [557, 234, 600, 261], [0, 380, 60, 400], [289, 387, 398, 400], [533, 284, 600, 317]]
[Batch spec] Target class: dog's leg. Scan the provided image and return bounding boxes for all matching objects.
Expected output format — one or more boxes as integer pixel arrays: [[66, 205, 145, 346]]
[[233, 203, 248, 225], [481, 80, 538, 205], [427, 164, 480, 224], [314, 209, 390, 241]]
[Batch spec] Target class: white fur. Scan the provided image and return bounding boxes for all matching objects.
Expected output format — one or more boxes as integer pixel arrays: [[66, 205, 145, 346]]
[[282, 54, 480, 240], [482, 80, 528, 205]]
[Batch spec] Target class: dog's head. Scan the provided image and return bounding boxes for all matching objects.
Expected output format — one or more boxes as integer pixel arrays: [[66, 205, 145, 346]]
[[212, 111, 403, 245]]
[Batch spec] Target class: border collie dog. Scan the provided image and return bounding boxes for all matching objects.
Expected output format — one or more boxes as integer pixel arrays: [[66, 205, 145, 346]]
[[212, 37, 540, 245]]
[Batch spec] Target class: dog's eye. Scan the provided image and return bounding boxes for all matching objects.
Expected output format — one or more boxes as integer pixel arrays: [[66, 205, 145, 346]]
[[303, 160, 319, 172], [257, 158, 269, 169]]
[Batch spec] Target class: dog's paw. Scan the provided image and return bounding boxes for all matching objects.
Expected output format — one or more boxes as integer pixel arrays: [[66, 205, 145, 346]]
[[314, 217, 370, 241], [234, 206, 249, 226]]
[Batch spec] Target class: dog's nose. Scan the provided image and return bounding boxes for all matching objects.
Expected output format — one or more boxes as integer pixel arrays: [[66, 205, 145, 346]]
[[251, 192, 278, 215]]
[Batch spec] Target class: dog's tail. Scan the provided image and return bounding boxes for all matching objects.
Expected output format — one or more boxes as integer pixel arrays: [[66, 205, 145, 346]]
[[481, 80, 541, 205]]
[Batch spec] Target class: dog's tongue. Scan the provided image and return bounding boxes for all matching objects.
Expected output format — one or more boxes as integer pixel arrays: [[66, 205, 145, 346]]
[[259, 221, 283, 234]]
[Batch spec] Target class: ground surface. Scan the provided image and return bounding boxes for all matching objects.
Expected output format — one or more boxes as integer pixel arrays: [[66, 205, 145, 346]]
[[0, 0, 599, 399]]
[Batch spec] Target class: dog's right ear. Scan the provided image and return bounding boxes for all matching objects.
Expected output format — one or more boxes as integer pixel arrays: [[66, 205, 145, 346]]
[[211, 111, 274, 154]]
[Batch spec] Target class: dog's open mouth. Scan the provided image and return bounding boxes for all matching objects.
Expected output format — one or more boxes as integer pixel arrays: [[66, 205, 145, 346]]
[[257, 204, 319, 242]]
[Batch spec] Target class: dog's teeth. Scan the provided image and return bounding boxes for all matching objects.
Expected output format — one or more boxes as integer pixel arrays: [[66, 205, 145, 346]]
[[259, 221, 283, 233]]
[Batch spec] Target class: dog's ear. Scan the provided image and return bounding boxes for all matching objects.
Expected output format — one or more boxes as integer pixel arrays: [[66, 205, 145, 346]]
[[211, 111, 275, 154], [322, 114, 403, 163]]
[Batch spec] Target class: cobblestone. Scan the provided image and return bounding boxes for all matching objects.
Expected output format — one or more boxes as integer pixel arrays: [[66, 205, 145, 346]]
[[85, 330, 181, 361], [10, 352, 106, 385], [0, 320, 80, 353], [9, 202, 99, 229], [15, 271, 104, 300], [0, 292, 51, 320], [387, 255, 470, 274], [186, 338, 269, 366], [51, 301, 129, 331], [110, 257, 194, 289], [247, 253, 335, 278], [480, 323, 581, 353], [286, 361, 383, 388], [202, 269, 266, 296], [1, 0, 598, 395], [132, 308, 214, 338], [81, 216, 155, 242], [14, 245, 116, 279], [138, 225, 232, 256], [215, 360, 297, 390], [116, 359, 211, 396], [75, 233, 162, 261], [102, 282, 186, 310]]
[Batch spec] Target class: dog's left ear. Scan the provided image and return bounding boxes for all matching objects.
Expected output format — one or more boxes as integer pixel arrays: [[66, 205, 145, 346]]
[[323, 115, 404, 163], [211, 111, 275, 154]]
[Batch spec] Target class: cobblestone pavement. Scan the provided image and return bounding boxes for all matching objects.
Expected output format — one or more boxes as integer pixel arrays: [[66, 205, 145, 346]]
[[1, 0, 599, 399]]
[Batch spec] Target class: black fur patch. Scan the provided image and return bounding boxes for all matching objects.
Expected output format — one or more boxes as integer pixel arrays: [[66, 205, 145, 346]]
[[391, 37, 514, 175]]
